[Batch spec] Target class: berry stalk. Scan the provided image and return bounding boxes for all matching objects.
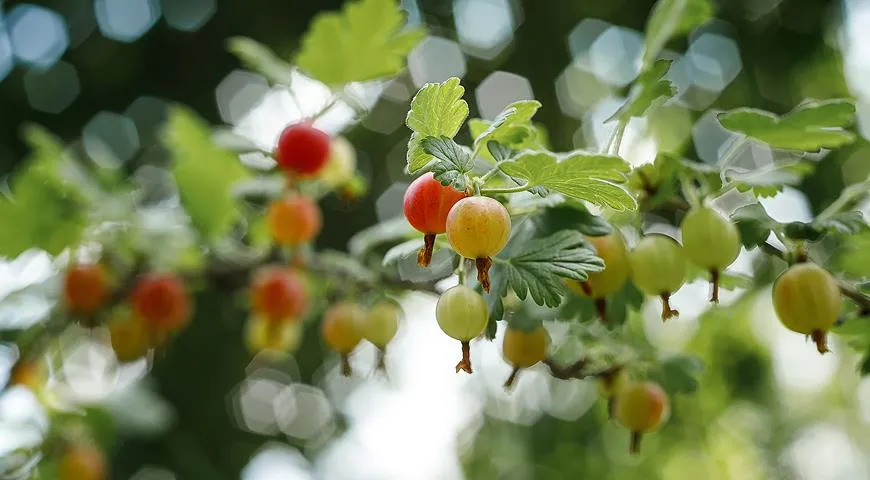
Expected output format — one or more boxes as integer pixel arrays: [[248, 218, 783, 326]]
[[456, 340, 473, 374]]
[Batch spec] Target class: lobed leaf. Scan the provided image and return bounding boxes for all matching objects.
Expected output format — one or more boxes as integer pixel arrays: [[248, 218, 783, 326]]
[[422, 136, 474, 191], [606, 59, 676, 123], [405, 77, 469, 172], [644, 0, 714, 66], [226, 37, 294, 86]]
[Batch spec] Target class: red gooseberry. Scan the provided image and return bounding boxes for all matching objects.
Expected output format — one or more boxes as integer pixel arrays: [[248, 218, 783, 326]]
[[403, 173, 467, 267], [275, 123, 331, 175], [266, 194, 323, 246], [131, 273, 191, 332], [249, 266, 308, 323], [64, 263, 110, 317]]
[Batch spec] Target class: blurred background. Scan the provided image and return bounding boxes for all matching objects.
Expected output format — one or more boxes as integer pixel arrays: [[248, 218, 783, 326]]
[[2, 0, 870, 478]]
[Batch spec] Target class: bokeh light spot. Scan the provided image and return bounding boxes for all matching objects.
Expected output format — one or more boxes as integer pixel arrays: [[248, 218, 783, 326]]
[[408, 36, 467, 87], [83, 112, 141, 166], [216, 69, 269, 125], [7, 5, 69, 69], [160, 0, 216, 31], [589, 26, 643, 87], [95, 0, 161, 43], [23, 61, 80, 114], [475, 71, 533, 119], [453, 0, 516, 59], [0, 33, 15, 83]]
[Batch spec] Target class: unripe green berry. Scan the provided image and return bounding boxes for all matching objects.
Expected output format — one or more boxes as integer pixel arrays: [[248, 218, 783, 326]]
[[680, 206, 741, 303], [772, 262, 841, 354], [436, 285, 488, 374], [629, 234, 686, 320]]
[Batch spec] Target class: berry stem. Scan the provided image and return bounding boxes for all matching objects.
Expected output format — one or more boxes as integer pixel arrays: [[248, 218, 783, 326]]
[[629, 431, 642, 455], [340, 353, 353, 377], [475, 257, 493, 293], [503, 366, 520, 390], [594, 297, 608, 324], [455, 341, 473, 374], [660, 293, 679, 320], [418, 234, 436, 267], [710, 269, 720, 304], [607, 396, 616, 419], [811, 329, 829, 354], [376, 347, 387, 372]]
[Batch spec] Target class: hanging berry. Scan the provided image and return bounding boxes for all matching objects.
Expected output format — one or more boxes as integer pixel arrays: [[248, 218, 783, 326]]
[[246, 314, 304, 356], [614, 381, 670, 455], [680, 206, 741, 303], [249, 266, 308, 323], [403, 173, 467, 267], [773, 262, 842, 354], [275, 123, 331, 176], [445, 196, 511, 292], [363, 300, 402, 371], [130, 273, 191, 333], [501, 324, 550, 389], [436, 285, 488, 374], [58, 443, 106, 480], [321, 301, 366, 376], [266, 194, 323, 247], [108, 313, 151, 363], [63, 263, 110, 317], [566, 232, 631, 323], [629, 235, 686, 320]]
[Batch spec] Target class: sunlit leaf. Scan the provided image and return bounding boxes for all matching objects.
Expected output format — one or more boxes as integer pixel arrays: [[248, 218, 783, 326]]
[[644, 0, 714, 66], [405, 77, 470, 172]]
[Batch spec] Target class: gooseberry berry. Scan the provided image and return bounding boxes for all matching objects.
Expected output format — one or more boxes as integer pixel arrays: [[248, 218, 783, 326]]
[[403, 173, 467, 267], [772, 262, 841, 354], [364, 300, 402, 371], [614, 381, 670, 455], [108, 313, 151, 363], [629, 234, 686, 320], [597, 365, 628, 417], [275, 123, 330, 175], [436, 285, 488, 374], [501, 325, 550, 390], [318, 135, 357, 187], [321, 301, 366, 376], [249, 266, 308, 323], [680, 206, 741, 303], [246, 314, 304, 356], [64, 263, 110, 317], [131, 273, 191, 332], [58, 443, 106, 480], [8, 359, 42, 391], [566, 232, 631, 323], [445, 196, 511, 292], [266, 194, 323, 246]]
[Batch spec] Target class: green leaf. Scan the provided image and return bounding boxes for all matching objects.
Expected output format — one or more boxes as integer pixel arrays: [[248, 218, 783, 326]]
[[499, 150, 636, 210], [348, 217, 416, 257], [405, 77, 470, 172], [535, 203, 613, 238], [837, 232, 870, 278], [422, 136, 473, 191], [496, 230, 605, 307], [295, 0, 426, 86], [317, 250, 378, 283], [730, 203, 777, 249], [226, 37, 294, 85], [606, 59, 676, 123], [211, 128, 264, 154], [472, 100, 542, 149], [643, 0, 714, 66], [0, 125, 89, 257], [816, 211, 867, 236], [654, 355, 705, 394], [718, 99, 857, 152], [726, 161, 815, 198], [162, 107, 251, 240], [382, 238, 426, 266]]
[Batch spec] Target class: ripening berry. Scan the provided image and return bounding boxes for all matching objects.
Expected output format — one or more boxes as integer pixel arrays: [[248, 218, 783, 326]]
[[131, 273, 191, 331], [403, 173, 467, 267], [275, 123, 331, 175], [566, 232, 631, 323], [318, 136, 357, 187], [501, 325, 550, 390], [249, 266, 308, 323], [64, 263, 110, 317], [597, 365, 628, 417], [58, 443, 106, 480], [680, 206, 741, 303], [321, 301, 366, 376], [246, 314, 304, 356], [108, 314, 151, 363], [266, 194, 323, 246], [364, 301, 402, 371], [773, 263, 841, 354], [436, 285, 488, 374], [629, 235, 686, 320], [8, 359, 42, 391], [446, 196, 511, 292], [614, 381, 670, 455]]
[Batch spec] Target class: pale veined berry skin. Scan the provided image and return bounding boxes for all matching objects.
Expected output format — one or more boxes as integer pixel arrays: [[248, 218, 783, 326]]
[[364, 301, 402, 371], [680, 206, 741, 303], [614, 381, 670, 455], [501, 325, 550, 389], [402, 173, 467, 267], [445, 196, 511, 292], [318, 136, 357, 188], [436, 285, 488, 374], [772, 262, 842, 354], [58, 443, 106, 480], [266, 194, 323, 246], [275, 123, 331, 175], [565, 232, 631, 323], [321, 301, 366, 376], [246, 314, 304, 356], [629, 234, 687, 320]]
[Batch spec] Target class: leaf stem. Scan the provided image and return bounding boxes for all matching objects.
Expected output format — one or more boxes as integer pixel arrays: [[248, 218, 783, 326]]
[[480, 183, 532, 195], [606, 121, 628, 156]]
